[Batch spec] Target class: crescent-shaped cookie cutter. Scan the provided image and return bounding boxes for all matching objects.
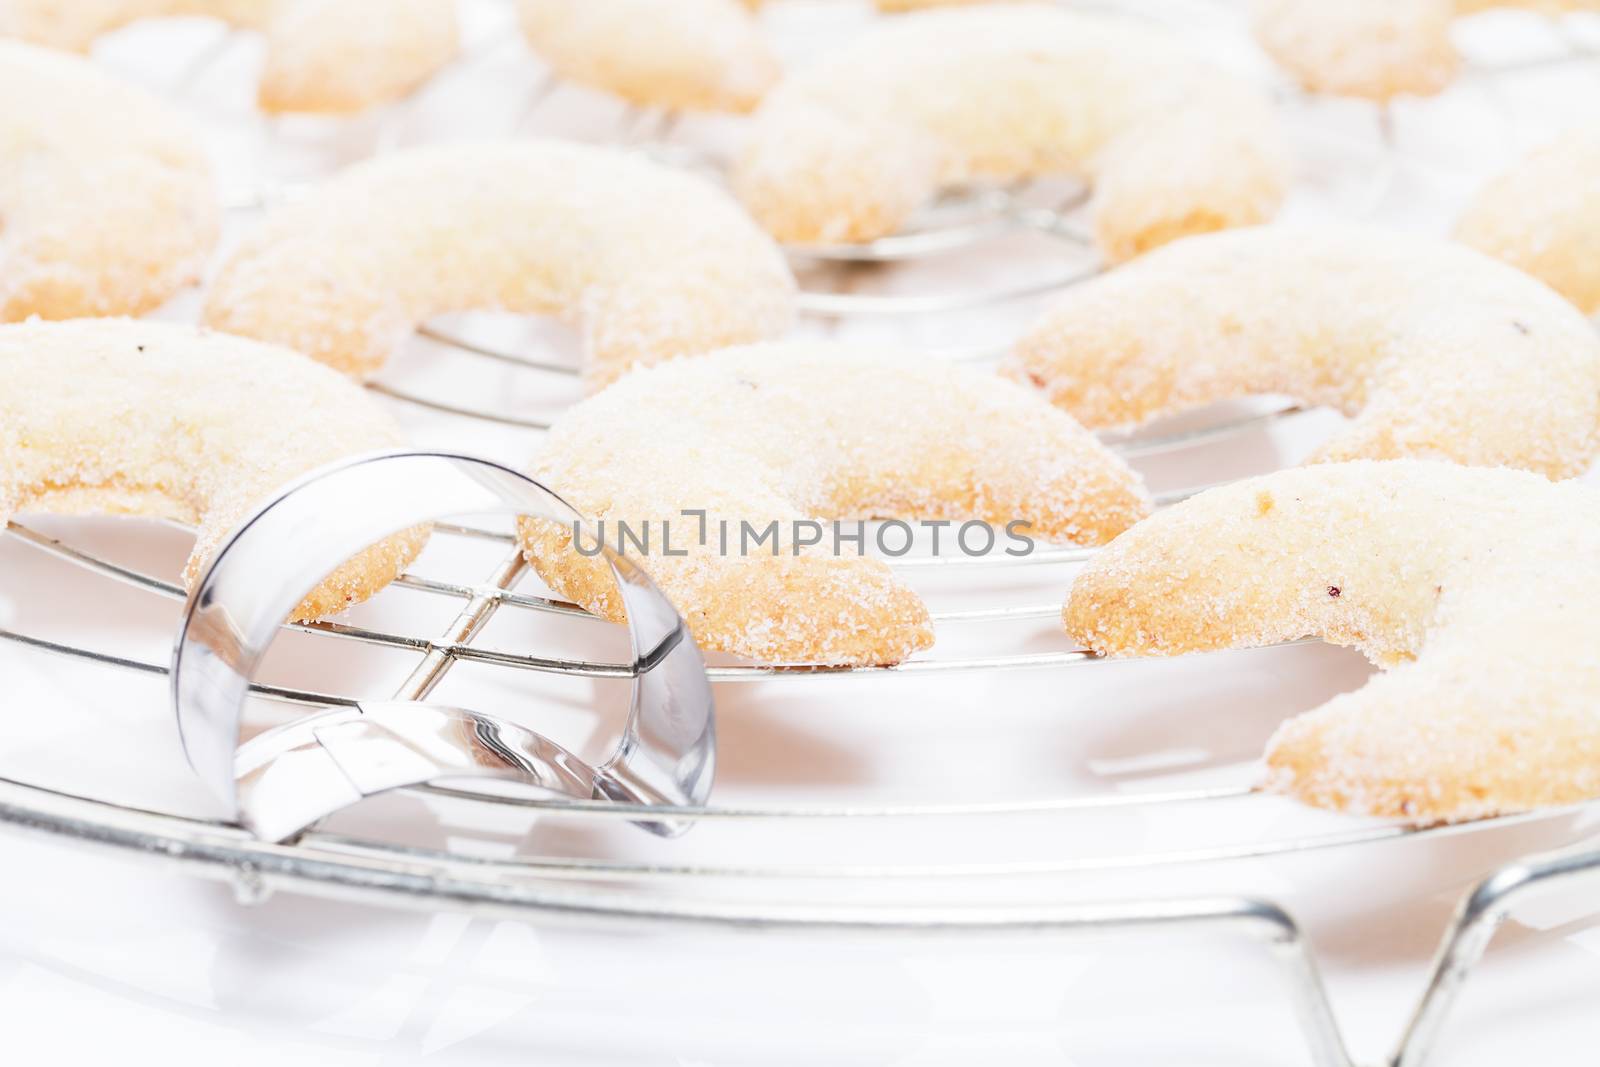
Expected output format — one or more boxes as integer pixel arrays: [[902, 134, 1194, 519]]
[[170, 451, 715, 843]]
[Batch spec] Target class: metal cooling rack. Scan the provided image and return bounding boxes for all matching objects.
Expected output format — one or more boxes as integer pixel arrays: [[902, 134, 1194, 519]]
[[3, 383, 1598, 1067], [1, 509, 1597, 1067], [6, 3, 1600, 1065]]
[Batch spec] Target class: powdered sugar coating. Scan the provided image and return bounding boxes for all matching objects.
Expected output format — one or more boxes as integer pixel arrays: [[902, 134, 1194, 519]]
[[0, 0, 270, 46], [205, 140, 797, 389], [517, 0, 778, 113], [875, 0, 1005, 10], [732, 4, 1288, 262], [257, 0, 458, 114], [1252, 0, 1458, 100], [0, 0, 459, 114], [1009, 225, 1600, 478], [1457, 128, 1600, 317], [1067, 460, 1600, 821], [520, 342, 1150, 666], [1253, 0, 1600, 101], [0, 41, 218, 321], [0, 319, 424, 622]]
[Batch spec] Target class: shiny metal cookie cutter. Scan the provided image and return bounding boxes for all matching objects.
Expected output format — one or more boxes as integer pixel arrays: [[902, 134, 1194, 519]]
[[171, 451, 715, 843]]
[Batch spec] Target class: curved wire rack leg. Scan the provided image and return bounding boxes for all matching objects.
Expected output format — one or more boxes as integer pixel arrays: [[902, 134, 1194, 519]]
[[12, 754, 1598, 1067], [0, 772, 1350, 1067], [10, 772, 1600, 1065], [1392, 842, 1600, 1067]]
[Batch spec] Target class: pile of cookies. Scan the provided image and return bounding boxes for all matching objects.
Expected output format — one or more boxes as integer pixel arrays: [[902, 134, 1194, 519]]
[[4, 0, 1598, 826]]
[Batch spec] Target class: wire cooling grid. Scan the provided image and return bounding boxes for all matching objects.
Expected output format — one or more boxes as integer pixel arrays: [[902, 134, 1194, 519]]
[[6, 2, 1600, 1065], [4, 391, 1600, 1067]]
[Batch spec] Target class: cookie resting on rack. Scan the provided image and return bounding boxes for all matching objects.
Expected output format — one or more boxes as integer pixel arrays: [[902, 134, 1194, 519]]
[[1457, 128, 1600, 318], [0, 0, 459, 114], [1008, 225, 1600, 478], [0, 320, 425, 622], [874, 0, 1007, 10], [732, 3, 1288, 262], [1252, 0, 1600, 101], [517, 0, 778, 113], [518, 342, 1150, 667], [0, 40, 217, 322], [204, 140, 797, 390], [1067, 460, 1600, 822]]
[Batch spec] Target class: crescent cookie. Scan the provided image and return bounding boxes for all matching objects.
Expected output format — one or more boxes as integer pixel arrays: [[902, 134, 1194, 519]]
[[731, 3, 1288, 262], [1008, 225, 1600, 479], [256, 0, 459, 114], [1456, 129, 1600, 317], [0, 0, 459, 114], [1, 40, 218, 322], [1066, 461, 1600, 821], [1252, 0, 1600, 101], [0, 319, 424, 622], [875, 0, 1004, 9], [519, 343, 1150, 666], [517, 0, 778, 113], [204, 141, 797, 390]]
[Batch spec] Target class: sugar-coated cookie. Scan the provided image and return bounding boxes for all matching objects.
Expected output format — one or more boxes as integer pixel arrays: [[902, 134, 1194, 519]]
[[0, 40, 217, 321], [1068, 461, 1600, 822], [1009, 226, 1600, 478], [521, 342, 1149, 666], [0, 319, 424, 621], [1457, 128, 1600, 317], [1253, 0, 1600, 101], [733, 3, 1287, 262], [517, 0, 778, 113], [0, 0, 459, 113], [205, 141, 796, 390]]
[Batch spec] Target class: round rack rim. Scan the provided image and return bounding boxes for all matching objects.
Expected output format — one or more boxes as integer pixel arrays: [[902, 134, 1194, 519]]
[[0, 769, 1593, 882]]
